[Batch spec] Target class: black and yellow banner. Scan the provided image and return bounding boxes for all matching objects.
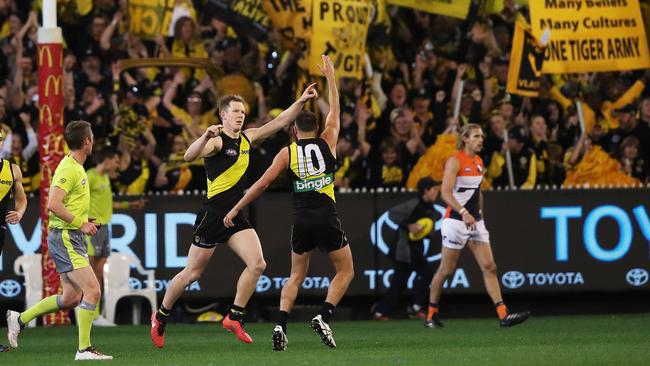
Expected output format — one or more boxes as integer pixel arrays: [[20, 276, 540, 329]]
[[263, 0, 313, 69], [309, 0, 372, 79], [387, 0, 471, 19], [530, 0, 650, 73], [208, 0, 270, 41], [506, 22, 545, 97], [127, 0, 175, 40]]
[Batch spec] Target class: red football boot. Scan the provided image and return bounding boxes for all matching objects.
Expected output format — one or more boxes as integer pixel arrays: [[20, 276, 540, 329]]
[[222, 314, 253, 343], [150, 313, 166, 348]]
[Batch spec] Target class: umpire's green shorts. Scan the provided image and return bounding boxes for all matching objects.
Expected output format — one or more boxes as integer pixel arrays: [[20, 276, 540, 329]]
[[48, 228, 90, 273]]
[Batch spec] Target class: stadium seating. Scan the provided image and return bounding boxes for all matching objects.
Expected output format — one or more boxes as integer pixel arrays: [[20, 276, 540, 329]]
[[103, 252, 157, 325], [13, 254, 43, 328]]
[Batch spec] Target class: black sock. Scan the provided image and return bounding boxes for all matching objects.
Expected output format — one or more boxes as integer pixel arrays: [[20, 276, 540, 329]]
[[277, 311, 289, 334], [230, 304, 245, 321], [156, 305, 171, 322], [320, 302, 336, 324]]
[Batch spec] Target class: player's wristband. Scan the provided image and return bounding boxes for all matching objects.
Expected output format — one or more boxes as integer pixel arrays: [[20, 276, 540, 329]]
[[71, 216, 83, 228], [458, 208, 468, 216]]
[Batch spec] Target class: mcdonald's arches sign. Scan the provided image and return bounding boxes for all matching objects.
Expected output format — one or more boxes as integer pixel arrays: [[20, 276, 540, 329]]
[[44, 75, 62, 97]]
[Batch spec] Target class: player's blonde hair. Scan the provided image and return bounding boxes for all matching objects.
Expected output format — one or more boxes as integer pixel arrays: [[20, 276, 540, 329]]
[[457, 123, 482, 150]]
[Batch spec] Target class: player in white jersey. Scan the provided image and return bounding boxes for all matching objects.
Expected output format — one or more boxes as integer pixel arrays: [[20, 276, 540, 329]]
[[425, 123, 530, 328]]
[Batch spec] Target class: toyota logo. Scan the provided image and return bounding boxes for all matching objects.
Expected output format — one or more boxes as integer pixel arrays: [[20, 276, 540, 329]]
[[0, 280, 22, 298], [626, 268, 649, 287], [256, 275, 272, 293], [502, 271, 525, 289]]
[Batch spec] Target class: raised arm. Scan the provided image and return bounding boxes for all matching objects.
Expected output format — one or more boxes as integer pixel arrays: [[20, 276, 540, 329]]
[[21, 115, 37, 160], [163, 71, 184, 111], [318, 55, 340, 153], [223, 148, 289, 227], [100, 11, 122, 51], [243, 83, 318, 143], [184, 125, 223, 161]]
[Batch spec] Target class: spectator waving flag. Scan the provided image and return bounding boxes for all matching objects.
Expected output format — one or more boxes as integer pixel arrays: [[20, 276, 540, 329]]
[[506, 21, 549, 97]]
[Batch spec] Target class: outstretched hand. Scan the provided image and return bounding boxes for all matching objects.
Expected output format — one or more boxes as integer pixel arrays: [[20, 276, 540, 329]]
[[299, 82, 318, 103], [317, 54, 335, 80]]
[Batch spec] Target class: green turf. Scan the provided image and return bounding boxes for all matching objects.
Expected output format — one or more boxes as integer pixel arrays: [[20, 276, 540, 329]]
[[2, 314, 650, 365]]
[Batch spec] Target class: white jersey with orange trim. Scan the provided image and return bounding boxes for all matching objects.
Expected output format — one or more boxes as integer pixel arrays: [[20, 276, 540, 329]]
[[445, 150, 484, 221]]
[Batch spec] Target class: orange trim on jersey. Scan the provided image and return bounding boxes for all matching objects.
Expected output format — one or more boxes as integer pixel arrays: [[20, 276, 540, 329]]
[[455, 150, 484, 177]]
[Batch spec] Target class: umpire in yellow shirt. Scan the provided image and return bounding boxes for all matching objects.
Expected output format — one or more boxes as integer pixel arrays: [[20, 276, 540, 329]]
[[6, 121, 113, 360]]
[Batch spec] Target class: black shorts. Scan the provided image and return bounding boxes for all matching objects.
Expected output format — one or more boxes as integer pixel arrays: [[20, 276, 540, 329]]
[[290, 215, 348, 254], [191, 206, 252, 248]]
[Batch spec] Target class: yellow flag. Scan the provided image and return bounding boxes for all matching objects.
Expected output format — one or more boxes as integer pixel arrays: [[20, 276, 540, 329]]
[[387, 0, 471, 19], [211, 0, 270, 41], [506, 22, 545, 97], [530, 0, 650, 73], [309, 0, 372, 79], [231, 0, 270, 27], [128, 0, 175, 40], [263, 0, 313, 69]]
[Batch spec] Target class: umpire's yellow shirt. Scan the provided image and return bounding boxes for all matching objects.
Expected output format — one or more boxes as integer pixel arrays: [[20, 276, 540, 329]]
[[49, 155, 90, 230]]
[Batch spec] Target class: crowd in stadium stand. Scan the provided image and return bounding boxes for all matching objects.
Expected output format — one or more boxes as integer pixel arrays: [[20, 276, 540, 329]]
[[0, 0, 648, 197]]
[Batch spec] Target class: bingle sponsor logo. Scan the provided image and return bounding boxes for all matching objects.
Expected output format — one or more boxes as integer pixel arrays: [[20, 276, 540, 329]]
[[502, 271, 584, 288], [294, 175, 333, 192]]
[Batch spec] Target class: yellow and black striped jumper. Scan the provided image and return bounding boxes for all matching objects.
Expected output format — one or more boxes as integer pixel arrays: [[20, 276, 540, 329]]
[[191, 131, 252, 248], [0, 159, 14, 253], [287, 138, 348, 254]]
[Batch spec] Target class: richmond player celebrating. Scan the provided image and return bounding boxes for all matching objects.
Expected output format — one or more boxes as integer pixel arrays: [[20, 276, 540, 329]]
[[224, 55, 354, 350]]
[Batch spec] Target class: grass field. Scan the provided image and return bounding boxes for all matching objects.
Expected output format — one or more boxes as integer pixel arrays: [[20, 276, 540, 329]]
[[2, 314, 650, 365]]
